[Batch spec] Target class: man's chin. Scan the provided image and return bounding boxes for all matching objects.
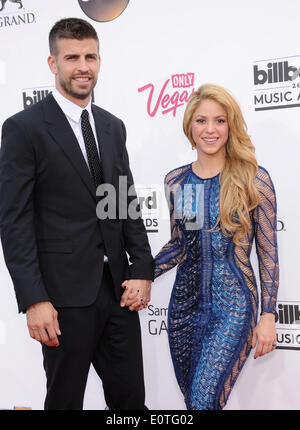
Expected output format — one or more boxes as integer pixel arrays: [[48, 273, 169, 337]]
[[70, 91, 92, 100], [59, 80, 96, 102]]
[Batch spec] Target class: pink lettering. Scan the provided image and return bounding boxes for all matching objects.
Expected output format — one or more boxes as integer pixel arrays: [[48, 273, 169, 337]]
[[171, 73, 195, 88], [162, 92, 184, 116], [161, 93, 170, 109], [138, 75, 195, 117], [138, 80, 170, 117]]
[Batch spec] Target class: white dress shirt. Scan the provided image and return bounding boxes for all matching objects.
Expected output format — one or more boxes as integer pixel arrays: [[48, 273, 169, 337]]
[[52, 88, 100, 168], [52, 89, 108, 262]]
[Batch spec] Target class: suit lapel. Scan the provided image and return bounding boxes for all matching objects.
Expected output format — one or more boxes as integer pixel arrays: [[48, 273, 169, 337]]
[[43, 94, 96, 201]]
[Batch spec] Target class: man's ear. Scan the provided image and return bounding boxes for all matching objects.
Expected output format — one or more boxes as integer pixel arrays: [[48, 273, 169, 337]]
[[48, 55, 57, 75]]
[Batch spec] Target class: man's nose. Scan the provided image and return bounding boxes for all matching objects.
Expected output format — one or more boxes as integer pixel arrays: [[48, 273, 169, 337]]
[[77, 58, 89, 72]]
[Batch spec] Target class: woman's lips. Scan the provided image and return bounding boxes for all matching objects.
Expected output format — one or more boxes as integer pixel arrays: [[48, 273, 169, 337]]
[[203, 137, 218, 144]]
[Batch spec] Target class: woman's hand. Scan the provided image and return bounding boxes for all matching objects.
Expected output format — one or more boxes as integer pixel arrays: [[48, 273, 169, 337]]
[[252, 313, 277, 359], [120, 279, 151, 311]]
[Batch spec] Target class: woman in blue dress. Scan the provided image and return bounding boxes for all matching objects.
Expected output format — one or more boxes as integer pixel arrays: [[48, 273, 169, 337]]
[[153, 84, 279, 410]]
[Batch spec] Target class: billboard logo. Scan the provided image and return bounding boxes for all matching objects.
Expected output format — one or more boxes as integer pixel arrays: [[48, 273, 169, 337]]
[[136, 186, 159, 233], [254, 61, 300, 85], [253, 55, 300, 111], [275, 301, 300, 350], [22, 87, 53, 109], [78, 0, 130, 22], [138, 73, 195, 117]]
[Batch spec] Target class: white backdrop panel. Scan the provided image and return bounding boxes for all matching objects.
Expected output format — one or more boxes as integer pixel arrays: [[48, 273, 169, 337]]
[[0, 0, 299, 410]]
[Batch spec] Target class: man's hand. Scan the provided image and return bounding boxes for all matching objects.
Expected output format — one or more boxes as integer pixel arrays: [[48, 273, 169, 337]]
[[120, 279, 152, 311], [26, 301, 61, 347]]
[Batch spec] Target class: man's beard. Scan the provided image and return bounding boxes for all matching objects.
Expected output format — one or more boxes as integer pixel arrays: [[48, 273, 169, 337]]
[[59, 75, 97, 100]]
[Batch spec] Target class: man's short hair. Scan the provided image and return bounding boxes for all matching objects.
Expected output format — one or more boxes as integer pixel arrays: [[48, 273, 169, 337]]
[[49, 18, 99, 56]]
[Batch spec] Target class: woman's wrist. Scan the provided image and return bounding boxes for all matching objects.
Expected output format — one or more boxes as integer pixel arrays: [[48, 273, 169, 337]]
[[260, 312, 275, 321]]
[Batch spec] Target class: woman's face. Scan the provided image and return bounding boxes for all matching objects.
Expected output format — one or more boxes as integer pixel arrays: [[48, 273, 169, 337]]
[[191, 99, 229, 158]]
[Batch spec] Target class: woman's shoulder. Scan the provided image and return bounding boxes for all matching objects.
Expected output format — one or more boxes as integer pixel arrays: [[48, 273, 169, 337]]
[[164, 163, 191, 186], [255, 165, 276, 193]]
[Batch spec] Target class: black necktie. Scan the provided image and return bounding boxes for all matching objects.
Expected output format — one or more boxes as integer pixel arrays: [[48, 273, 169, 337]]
[[81, 109, 102, 187]]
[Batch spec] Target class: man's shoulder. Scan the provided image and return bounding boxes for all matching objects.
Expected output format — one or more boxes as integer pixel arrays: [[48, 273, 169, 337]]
[[4, 94, 50, 127], [91, 103, 123, 126]]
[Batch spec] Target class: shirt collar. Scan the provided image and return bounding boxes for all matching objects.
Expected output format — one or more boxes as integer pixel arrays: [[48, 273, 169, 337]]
[[52, 88, 93, 124]]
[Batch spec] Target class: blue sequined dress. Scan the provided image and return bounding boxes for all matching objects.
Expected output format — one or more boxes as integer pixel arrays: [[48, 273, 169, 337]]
[[154, 163, 279, 410]]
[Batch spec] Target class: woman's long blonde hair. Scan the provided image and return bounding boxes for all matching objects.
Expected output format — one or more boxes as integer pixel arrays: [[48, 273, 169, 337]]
[[183, 83, 260, 244]]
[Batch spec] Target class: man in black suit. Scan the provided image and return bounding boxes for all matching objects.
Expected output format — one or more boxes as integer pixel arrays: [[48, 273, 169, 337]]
[[0, 18, 154, 410]]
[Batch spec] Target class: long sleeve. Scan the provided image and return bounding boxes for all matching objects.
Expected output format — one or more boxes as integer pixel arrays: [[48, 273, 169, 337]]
[[253, 167, 279, 315], [154, 174, 187, 279], [0, 117, 50, 312]]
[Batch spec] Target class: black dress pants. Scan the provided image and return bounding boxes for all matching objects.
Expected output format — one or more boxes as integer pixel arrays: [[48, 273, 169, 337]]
[[42, 264, 146, 410]]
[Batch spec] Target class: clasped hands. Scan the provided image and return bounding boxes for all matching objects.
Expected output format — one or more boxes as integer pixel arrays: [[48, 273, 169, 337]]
[[120, 279, 152, 312], [26, 279, 151, 347]]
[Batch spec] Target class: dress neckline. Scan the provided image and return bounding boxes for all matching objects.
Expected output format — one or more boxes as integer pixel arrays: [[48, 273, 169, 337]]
[[190, 163, 221, 180]]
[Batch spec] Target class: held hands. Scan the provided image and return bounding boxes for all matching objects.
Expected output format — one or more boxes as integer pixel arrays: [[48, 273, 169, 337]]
[[252, 312, 276, 359], [120, 279, 152, 311], [26, 301, 61, 347]]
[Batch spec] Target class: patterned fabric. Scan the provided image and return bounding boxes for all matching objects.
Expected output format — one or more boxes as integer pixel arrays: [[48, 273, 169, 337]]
[[81, 109, 102, 187], [154, 163, 279, 410]]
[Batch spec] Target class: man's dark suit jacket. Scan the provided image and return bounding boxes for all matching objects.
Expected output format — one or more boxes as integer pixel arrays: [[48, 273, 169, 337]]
[[0, 93, 154, 313]]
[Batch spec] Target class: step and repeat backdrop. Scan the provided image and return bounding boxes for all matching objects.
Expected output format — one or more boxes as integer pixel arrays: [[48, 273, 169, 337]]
[[0, 0, 299, 410]]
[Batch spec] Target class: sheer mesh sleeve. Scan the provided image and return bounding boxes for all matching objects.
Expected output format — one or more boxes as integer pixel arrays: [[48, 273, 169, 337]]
[[253, 167, 279, 315], [154, 171, 187, 279]]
